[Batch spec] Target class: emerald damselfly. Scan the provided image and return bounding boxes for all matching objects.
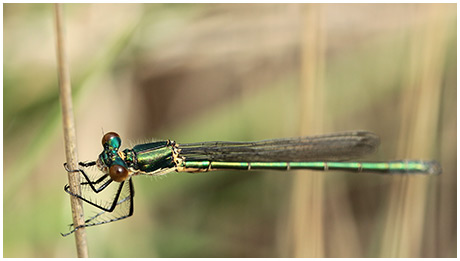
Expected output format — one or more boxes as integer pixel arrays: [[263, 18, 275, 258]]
[[62, 131, 441, 236]]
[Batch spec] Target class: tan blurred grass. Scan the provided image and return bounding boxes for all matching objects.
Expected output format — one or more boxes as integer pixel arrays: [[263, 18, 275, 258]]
[[286, 4, 327, 257], [380, 4, 451, 257]]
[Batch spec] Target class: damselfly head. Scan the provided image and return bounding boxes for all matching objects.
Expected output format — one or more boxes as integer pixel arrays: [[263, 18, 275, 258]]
[[98, 132, 122, 172], [97, 132, 131, 182]]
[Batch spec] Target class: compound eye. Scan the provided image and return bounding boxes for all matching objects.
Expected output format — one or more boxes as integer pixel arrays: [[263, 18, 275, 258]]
[[102, 132, 121, 149], [109, 164, 129, 182]]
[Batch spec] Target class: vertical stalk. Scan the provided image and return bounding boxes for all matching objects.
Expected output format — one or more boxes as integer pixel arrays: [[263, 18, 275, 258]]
[[54, 3, 89, 257], [285, 4, 326, 258], [380, 4, 446, 257]]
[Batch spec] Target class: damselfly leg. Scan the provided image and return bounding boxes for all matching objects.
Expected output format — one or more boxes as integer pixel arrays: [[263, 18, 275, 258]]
[[62, 162, 134, 236], [64, 162, 112, 193]]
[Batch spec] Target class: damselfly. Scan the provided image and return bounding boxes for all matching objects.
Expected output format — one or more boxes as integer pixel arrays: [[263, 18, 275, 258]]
[[62, 131, 441, 236]]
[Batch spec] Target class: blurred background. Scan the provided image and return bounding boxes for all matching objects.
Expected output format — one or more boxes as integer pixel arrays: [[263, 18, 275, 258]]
[[3, 3, 456, 258]]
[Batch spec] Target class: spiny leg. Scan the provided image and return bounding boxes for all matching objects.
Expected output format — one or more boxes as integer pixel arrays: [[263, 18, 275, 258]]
[[61, 178, 134, 237], [65, 178, 125, 213], [63, 162, 122, 212], [63, 162, 112, 193]]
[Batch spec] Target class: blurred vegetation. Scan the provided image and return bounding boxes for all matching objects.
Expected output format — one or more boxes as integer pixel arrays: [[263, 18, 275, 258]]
[[3, 3, 456, 257]]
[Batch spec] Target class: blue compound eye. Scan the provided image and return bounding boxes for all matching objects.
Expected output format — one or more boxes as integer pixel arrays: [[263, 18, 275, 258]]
[[102, 132, 121, 150]]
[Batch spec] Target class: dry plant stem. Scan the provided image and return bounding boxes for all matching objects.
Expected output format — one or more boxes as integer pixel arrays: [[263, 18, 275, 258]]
[[54, 4, 89, 258], [379, 5, 447, 258], [285, 4, 326, 258]]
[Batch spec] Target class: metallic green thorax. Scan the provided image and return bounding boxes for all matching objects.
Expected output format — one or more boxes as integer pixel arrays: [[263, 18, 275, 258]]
[[121, 141, 177, 173]]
